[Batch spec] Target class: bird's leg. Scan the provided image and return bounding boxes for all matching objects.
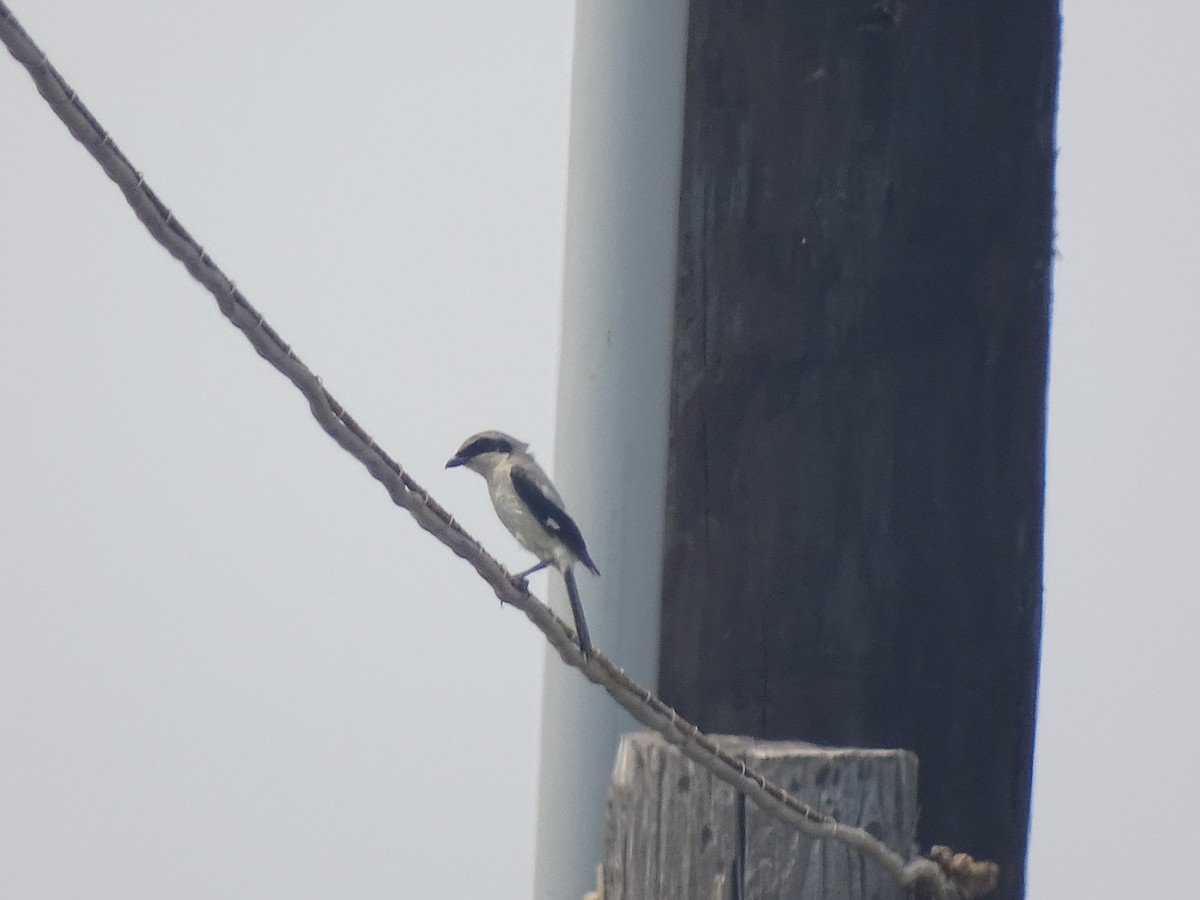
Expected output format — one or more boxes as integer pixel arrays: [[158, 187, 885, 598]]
[[507, 560, 550, 602], [515, 560, 550, 581]]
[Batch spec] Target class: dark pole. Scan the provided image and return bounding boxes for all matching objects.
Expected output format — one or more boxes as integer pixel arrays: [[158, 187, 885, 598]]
[[657, 4, 1058, 900]]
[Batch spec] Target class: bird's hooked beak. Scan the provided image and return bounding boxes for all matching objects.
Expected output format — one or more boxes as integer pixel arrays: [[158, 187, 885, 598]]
[[445, 455, 465, 469]]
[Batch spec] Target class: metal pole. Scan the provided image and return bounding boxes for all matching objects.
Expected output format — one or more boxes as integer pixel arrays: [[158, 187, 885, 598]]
[[533, 3, 689, 898]]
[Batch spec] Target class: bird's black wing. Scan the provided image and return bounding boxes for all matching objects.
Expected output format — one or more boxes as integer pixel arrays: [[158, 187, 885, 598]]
[[509, 466, 600, 575]]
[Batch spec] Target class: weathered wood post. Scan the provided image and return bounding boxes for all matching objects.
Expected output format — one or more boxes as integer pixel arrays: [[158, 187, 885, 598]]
[[604, 733, 918, 900]]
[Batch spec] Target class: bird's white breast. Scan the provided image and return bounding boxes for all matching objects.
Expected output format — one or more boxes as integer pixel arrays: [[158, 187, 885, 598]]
[[487, 462, 574, 570]]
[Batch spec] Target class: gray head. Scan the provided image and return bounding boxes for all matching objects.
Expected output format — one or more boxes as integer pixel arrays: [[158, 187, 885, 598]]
[[445, 430, 529, 475]]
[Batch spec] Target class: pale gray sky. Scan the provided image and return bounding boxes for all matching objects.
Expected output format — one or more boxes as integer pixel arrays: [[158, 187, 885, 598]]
[[0, 3, 1195, 899]]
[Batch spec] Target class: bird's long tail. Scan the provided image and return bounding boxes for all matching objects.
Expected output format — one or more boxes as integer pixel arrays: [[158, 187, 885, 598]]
[[563, 568, 593, 660]]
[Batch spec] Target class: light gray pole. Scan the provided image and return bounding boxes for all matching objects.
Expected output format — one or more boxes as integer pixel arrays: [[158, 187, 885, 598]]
[[533, 3, 689, 899]]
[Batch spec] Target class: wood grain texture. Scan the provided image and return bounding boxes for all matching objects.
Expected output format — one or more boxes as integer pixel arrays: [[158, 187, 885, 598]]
[[659, 3, 1058, 899], [604, 732, 918, 900]]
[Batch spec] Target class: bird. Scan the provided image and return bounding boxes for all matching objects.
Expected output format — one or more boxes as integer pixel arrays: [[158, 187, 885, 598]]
[[446, 430, 600, 659]]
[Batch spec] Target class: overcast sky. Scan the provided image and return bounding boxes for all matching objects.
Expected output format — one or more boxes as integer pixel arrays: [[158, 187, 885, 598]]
[[1, 3, 1196, 899]]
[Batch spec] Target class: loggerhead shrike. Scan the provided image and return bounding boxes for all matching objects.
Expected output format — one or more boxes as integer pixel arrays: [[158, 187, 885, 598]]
[[446, 430, 600, 659]]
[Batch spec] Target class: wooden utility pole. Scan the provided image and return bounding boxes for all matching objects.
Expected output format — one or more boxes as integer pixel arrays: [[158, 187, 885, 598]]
[[657, 4, 1058, 900]]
